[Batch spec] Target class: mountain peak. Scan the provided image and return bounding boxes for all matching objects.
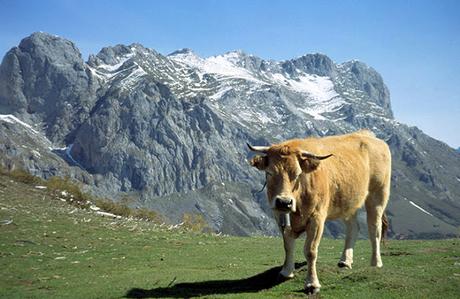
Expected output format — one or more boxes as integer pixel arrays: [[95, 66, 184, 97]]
[[281, 53, 336, 78], [93, 44, 133, 64], [168, 48, 196, 56], [221, 49, 246, 56], [0, 32, 97, 142], [25, 31, 63, 41], [17, 32, 80, 59]]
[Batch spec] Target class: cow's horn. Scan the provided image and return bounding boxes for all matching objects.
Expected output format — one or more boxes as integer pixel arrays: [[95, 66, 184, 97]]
[[301, 151, 333, 160], [247, 143, 269, 154]]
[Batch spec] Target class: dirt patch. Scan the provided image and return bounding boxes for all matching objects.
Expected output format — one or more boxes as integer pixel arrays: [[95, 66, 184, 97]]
[[342, 274, 368, 282], [419, 247, 449, 254], [382, 251, 413, 256]]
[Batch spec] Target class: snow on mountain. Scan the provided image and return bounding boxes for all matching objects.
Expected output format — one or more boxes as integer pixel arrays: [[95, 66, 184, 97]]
[[170, 50, 261, 82], [0, 114, 40, 134], [167, 50, 353, 127], [86, 45, 349, 124]]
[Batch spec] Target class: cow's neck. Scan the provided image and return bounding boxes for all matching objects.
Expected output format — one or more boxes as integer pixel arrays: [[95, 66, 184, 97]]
[[299, 168, 330, 216]]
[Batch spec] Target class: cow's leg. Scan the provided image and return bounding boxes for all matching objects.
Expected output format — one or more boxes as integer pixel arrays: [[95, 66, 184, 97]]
[[304, 215, 325, 294], [365, 186, 389, 268], [280, 230, 296, 278], [366, 204, 383, 267], [338, 213, 359, 269]]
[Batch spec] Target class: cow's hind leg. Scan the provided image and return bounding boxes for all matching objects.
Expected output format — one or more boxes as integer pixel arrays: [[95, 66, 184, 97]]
[[280, 230, 296, 278], [365, 186, 389, 268], [338, 213, 359, 269]]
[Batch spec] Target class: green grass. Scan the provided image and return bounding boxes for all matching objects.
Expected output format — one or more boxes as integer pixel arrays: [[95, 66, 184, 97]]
[[1, 173, 459, 298]]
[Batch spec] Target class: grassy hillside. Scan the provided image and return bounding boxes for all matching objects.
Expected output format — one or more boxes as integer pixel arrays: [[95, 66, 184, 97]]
[[1, 173, 459, 298]]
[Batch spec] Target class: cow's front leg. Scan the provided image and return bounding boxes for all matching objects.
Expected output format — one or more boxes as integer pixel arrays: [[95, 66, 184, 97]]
[[280, 229, 296, 278], [304, 215, 325, 295]]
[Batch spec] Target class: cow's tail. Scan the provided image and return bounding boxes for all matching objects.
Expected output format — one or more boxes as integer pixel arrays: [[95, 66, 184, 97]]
[[381, 212, 389, 245]]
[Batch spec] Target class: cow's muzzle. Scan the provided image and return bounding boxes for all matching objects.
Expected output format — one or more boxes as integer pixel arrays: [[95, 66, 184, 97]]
[[274, 196, 294, 212]]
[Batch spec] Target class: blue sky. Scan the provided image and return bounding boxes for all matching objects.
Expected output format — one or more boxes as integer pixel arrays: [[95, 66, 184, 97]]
[[1, 0, 459, 147]]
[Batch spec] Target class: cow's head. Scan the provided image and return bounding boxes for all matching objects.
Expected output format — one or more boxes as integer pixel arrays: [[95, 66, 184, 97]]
[[248, 143, 332, 213]]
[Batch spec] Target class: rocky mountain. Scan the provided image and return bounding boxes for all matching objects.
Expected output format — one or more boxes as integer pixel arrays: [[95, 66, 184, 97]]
[[1, 32, 459, 238]]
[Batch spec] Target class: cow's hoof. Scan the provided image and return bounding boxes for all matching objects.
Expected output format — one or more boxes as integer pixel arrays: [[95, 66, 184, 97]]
[[338, 261, 352, 269], [305, 283, 320, 295], [371, 259, 383, 268], [279, 269, 295, 279]]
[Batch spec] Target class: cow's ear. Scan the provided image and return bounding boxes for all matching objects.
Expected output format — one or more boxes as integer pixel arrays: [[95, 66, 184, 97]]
[[249, 155, 268, 171], [298, 155, 321, 172], [299, 151, 332, 172]]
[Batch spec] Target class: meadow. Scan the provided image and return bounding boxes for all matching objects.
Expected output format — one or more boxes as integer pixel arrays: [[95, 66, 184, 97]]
[[1, 172, 459, 298]]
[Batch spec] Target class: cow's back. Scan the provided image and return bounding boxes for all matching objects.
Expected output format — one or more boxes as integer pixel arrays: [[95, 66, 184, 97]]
[[317, 130, 390, 180], [302, 131, 391, 219]]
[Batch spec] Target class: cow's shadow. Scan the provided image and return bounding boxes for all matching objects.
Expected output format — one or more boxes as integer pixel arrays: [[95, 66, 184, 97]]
[[125, 262, 306, 298]]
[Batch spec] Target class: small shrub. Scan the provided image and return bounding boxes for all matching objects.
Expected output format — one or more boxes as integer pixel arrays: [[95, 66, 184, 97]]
[[94, 199, 132, 218], [94, 199, 163, 223], [46, 176, 93, 207], [119, 195, 136, 205], [182, 213, 209, 233], [134, 208, 163, 223], [8, 169, 45, 185]]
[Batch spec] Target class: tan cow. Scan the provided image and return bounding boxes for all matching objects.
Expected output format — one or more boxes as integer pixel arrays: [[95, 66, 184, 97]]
[[248, 130, 391, 294]]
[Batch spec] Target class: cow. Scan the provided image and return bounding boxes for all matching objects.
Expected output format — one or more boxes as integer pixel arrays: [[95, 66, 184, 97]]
[[248, 130, 391, 294]]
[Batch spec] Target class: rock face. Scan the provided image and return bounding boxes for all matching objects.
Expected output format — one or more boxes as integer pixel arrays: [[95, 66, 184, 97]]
[[0, 32, 99, 144], [0, 32, 459, 238]]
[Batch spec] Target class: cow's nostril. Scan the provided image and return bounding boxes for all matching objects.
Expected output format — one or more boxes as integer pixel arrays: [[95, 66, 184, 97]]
[[275, 197, 293, 210]]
